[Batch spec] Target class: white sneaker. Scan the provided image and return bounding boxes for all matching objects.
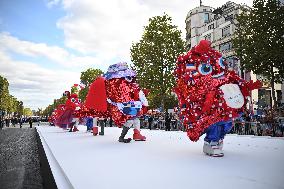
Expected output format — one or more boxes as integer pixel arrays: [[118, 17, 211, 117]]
[[203, 141, 224, 157]]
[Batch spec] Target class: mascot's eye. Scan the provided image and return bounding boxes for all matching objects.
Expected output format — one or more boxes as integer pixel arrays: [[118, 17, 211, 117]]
[[71, 98, 75, 102], [78, 99, 81, 103], [125, 76, 133, 82], [218, 57, 225, 69], [198, 63, 212, 75]]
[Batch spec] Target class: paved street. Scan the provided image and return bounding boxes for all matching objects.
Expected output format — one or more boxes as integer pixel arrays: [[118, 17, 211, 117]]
[[0, 128, 43, 189]]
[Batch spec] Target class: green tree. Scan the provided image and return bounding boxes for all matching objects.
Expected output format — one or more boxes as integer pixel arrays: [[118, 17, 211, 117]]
[[130, 14, 186, 110], [71, 86, 79, 94], [0, 75, 10, 111], [42, 104, 54, 117], [6, 95, 17, 115], [79, 68, 103, 102], [16, 101, 24, 117], [233, 0, 284, 107], [0, 75, 25, 117], [36, 108, 42, 116], [148, 93, 178, 110], [23, 107, 33, 116]]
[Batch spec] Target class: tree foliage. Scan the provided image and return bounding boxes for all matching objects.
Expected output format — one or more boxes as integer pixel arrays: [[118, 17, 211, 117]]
[[42, 96, 67, 117], [130, 14, 186, 110], [0, 75, 24, 117], [147, 93, 178, 110], [233, 0, 284, 107], [23, 107, 33, 116]]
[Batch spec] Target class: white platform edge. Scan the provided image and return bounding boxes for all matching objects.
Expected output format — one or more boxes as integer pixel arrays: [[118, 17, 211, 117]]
[[36, 127, 74, 189]]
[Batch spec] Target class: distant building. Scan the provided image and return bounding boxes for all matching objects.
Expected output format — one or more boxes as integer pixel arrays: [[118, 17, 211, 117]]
[[185, 1, 283, 112], [185, 1, 249, 76]]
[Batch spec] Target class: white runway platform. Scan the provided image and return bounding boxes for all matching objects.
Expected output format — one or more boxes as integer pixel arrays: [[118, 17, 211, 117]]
[[37, 125, 284, 189]]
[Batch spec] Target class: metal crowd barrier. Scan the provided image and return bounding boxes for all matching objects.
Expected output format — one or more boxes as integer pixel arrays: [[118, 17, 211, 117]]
[[96, 118, 284, 137], [231, 121, 284, 137]]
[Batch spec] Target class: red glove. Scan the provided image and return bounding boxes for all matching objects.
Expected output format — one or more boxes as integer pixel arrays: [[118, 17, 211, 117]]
[[248, 80, 262, 90]]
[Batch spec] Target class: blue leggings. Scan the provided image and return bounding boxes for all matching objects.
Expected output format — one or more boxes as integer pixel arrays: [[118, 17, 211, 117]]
[[204, 121, 233, 142], [86, 118, 93, 130]]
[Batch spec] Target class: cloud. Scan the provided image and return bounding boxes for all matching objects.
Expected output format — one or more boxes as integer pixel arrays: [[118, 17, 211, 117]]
[[0, 50, 80, 110], [0, 32, 114, 110], [55, 0, 253, 64], [57, 0, 146, 59], [46, 0, 61, 8], [56, 0, 191, 61], [0, 32, 102, 68]]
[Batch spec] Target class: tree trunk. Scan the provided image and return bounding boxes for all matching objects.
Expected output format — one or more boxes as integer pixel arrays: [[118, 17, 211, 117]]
[[270, 66, 277, 109], [161, 94, 165, 113]]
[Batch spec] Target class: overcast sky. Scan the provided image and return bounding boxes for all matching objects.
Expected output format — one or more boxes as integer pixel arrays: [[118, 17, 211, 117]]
[[0, 0, 253, 110]]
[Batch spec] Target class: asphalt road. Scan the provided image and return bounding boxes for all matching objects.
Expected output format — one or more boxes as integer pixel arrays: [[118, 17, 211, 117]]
[[0, 128, 43, 189]]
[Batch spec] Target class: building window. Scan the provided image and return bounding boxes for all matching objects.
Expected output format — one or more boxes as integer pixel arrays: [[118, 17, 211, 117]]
[[208, 23, 214, 30], [204, 13, 209, 23], [258, 89, 272, 108], [204, 34, 211, 41], [225, 14, 234, 21], [222, 25, 230, 37], [226, 56, 238, 72], [219, 41, 232, 52]]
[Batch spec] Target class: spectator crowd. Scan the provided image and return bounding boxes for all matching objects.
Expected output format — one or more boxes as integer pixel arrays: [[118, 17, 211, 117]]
[[96, 109, 284, 137]]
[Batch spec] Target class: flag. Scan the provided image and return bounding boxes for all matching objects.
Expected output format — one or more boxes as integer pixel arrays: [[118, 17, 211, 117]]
[[186, 63, 196, 70]]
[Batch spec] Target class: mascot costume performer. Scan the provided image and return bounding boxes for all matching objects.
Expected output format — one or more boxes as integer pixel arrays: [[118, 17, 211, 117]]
[[85, 62, 148, 143], [55, 91, 82, 132], [50, 104, 65, 127], [174, 40, 261, 157]]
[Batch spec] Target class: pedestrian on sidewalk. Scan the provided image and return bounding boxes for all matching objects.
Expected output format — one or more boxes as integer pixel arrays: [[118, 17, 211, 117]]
[[165, 112, 171, 131], [148, 114, 153, 130], [29, 118, 33, 128], [19, 118, 23, 128], [5, 118, 10, 127], [109, 117, 113, 127]]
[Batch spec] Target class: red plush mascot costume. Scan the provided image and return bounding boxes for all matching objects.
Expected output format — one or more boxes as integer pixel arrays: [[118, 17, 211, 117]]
[[50, 104, 65, 126], [174, 40, 261, 156], [55, 91, 82, 132], [85, 62, 148, 143]]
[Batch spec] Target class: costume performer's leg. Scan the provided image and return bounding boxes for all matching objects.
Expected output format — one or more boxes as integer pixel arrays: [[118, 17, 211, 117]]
[[133, 118, 146, 141], [69, 122, 74, 132], [218, 121, 233, 150], [86, 118, 93, 132], [62, 124, 67, 130], [203, 121, 232, 157], [119, 120, 132, 143], [72, 118, 79, 132], [92, 118, 99, 135], [99, 119, 105, 135]]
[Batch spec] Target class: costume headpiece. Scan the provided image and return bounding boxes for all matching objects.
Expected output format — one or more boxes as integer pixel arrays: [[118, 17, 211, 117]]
[[104, 62, 136, 80]]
